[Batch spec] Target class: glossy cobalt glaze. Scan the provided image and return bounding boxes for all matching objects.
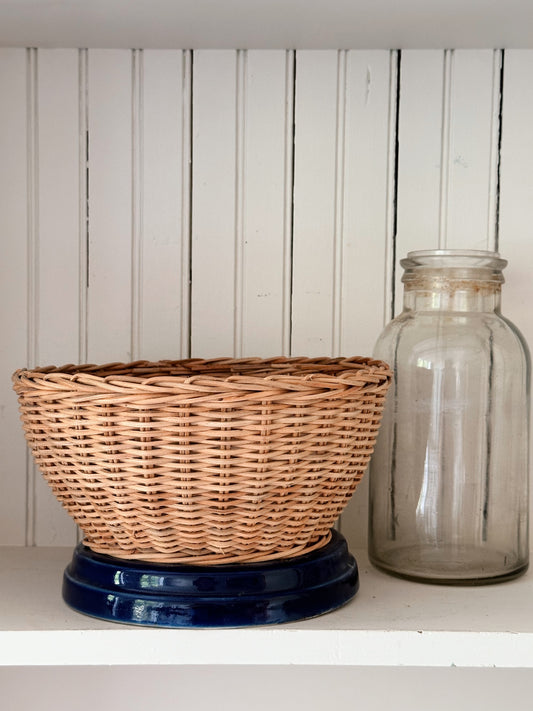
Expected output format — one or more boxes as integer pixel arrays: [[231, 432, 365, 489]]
[[62, 529, 358, 627]]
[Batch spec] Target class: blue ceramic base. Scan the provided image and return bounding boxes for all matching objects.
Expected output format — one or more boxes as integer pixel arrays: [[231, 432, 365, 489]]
[[62, 530, 358, 627]]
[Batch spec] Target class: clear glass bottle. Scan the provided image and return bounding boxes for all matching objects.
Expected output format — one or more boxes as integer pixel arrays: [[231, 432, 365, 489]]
[[368, 250, 530, 584]]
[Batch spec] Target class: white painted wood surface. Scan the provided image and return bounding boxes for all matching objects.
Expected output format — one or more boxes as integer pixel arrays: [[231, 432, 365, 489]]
[[139, 50, 191, 361], [498, 50, 533, 391], [1, 48, 533, 552], [87, 49, 133, 365], [191, 50, 238, 357], [292, 50, 339, 357], [395, 49, 503, 314], [395, 50, 446, 271], [34, 49, 81, 546], [444, 50, 501, 251], [240, 50, 294, 358], [192, 50, 294, 358], [339, 50, 396, 358], [0, 48, 28, 545], [333, 50, 397, 545]]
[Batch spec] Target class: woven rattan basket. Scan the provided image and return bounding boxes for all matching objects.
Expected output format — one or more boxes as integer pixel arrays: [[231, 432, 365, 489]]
[[13, 357, 391, 564]]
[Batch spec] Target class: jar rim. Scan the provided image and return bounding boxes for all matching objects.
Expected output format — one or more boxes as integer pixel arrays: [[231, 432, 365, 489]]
[[401, 249, 507, 271]]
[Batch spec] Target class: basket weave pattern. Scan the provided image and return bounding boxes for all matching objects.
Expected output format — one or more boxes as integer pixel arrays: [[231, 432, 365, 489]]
[[13, 357, 391, 564]]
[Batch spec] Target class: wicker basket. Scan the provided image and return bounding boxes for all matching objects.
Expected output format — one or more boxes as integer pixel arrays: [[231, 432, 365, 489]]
[[13, 357, 392, 564]]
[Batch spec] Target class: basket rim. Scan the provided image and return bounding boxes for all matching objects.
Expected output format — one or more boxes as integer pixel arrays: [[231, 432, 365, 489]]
[[13, 356, 392, 395]]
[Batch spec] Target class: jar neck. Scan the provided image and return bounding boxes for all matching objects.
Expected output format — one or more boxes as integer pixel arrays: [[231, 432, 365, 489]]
[[403, 277, 502, 313], [400, 250, 506, 314]]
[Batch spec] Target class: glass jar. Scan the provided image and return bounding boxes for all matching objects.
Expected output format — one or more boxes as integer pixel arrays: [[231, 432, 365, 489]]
[[368, 250, 530, 584]]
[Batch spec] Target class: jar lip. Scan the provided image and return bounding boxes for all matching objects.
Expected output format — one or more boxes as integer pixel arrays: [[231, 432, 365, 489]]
[[401, 249, 507, 271]]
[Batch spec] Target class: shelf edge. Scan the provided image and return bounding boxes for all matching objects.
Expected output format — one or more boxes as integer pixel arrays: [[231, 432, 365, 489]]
[[2, 628, 532, 667]]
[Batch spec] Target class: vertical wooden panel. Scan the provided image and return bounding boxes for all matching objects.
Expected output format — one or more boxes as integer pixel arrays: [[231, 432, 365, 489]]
[[79, 49, 88, 366], [395, 50, 445, 314], [291, 50, 397, 546], [139, 50, 191, 361], [25, 48, 38, 546], [291, 50, 339, 356], [131, 49, 143, 362], [87, 50, 133, 364], [292, 50, 395, 353], [396, 53, 444, 244], [340, 50, 395, 357], [498, 51, 533, 526], [396, 50, 502, 313], [34, 49, 81, 545], [191, 50, 237, 357], [339, 50, 397, 548], [0, 49, 28, 544], [445, 50, 501, 250], [241, 50, 294, 357], [498, 50, 533, 403]]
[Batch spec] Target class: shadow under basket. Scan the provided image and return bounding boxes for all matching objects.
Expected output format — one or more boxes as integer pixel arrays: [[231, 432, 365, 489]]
[[13, 356, 391, 627]]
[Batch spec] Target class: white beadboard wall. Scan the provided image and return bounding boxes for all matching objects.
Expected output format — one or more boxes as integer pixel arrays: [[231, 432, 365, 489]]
[[1, 48, 532, 548]]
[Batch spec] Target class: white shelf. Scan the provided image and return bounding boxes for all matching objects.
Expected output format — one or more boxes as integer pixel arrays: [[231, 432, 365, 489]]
[[1, 545, 532, 667], [1, 0, 533, 49]]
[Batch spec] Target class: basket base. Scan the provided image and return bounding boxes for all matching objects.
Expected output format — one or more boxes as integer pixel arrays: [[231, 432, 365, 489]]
[[62, 529, 358, 628]]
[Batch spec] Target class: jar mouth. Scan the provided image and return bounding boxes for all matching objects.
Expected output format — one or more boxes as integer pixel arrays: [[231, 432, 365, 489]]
[[401, 249, 507, 271]]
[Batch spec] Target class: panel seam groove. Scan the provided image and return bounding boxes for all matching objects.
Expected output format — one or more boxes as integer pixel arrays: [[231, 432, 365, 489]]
[[187, 50, 194, 359], [282, 50, 296, 357], [182, 50, 193, 359], [26, 46, 39, 547], [387, 49, 401, 321], [493, 49, 505, 253], [78, 48, 89, 367], [287, 50, 297, 357], [77, 48, 89, 545], [131, 48, 144, 361], [332, 49, 347, 356], [234, 49, 246, 358], [439, 49, 453, 249]]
